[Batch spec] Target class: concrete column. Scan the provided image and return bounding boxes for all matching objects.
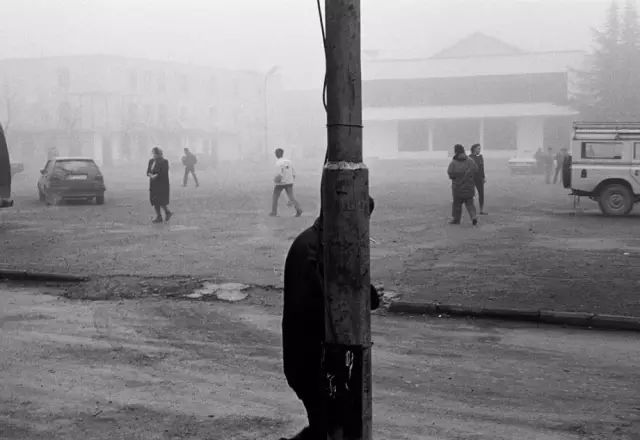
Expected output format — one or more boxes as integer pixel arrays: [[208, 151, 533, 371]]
[[427, 120, 434, 152], [93, 133, 104, 166]]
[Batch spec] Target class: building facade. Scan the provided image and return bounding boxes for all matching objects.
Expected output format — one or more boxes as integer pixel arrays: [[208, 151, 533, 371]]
[[362, 33, 586, 159], [0, 55, 282, 167]]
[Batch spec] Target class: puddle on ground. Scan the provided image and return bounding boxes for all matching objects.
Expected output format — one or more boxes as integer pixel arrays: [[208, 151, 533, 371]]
[[185, 282, 249, 302]]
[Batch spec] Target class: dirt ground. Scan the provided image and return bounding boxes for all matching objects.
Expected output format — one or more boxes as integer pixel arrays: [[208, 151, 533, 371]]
[[2, 159, 640, 315], [1, 283, 639, 440]]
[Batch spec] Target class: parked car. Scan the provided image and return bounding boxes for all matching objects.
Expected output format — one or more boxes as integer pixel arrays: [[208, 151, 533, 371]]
[[565, 122, 640, 216], [507, 156, 538, 174], [37, 157, 106, 205], [0, 123, 12, 208]]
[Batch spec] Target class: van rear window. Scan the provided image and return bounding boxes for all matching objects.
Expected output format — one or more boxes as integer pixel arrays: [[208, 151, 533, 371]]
[[54, 160, 98, 173], [581, 142, 623, 159]]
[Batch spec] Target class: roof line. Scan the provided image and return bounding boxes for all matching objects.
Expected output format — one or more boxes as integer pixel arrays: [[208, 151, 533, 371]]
[[0, 54, 263, 76], [365, 49, 587, 63]]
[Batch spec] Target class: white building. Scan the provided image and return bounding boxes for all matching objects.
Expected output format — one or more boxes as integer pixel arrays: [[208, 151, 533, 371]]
[[363, 33, 586, 159]]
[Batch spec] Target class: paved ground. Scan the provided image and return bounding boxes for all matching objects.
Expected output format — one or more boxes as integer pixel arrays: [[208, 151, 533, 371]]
[[2, 159, 640, 315], [1, 284, 639, 440]]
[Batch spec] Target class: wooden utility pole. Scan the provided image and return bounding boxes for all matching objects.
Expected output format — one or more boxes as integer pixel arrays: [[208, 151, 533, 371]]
[[322, 1, 371, 439]]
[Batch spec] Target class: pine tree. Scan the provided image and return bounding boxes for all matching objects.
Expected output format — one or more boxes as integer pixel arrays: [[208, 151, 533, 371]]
[[619, 0, 640, 119], [575, 1, 640, 121]]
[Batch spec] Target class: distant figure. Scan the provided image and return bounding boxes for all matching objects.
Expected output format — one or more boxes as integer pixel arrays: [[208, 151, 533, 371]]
[[543, 147, 555, 184], [534, 148, 544, 174], [147, 147, 173, 224], [447, 144, 479, 225], [47, 146, 59, 161], [469, 143, 487, 215], [553, 148, 569, 184], [181, 147, 199, 187], [271, 148, 302, 217], [280, 197, 379, 440]]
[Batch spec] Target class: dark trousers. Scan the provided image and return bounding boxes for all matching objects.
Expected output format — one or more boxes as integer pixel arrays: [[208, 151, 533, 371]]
[[283, 343, 325, 439], [475, 180, 485, 210], [272, 184, 301, 214], [452, 197, 477, 223], [183, 166, 199, 186]]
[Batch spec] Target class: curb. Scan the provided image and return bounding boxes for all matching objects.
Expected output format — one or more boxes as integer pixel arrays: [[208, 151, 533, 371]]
[[388, 301, 640, 332], [0, 269, 88, 283]]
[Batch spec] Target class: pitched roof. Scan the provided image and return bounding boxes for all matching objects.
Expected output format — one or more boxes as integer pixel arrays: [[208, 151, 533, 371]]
[[431, 32, 523, 59]]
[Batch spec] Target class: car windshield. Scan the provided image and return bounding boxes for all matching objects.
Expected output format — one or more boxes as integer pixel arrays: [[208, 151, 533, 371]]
[[54, 160, 98, 174]]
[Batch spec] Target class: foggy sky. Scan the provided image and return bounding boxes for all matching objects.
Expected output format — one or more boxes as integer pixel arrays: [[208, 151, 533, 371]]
[[0, 0, 613, 89]]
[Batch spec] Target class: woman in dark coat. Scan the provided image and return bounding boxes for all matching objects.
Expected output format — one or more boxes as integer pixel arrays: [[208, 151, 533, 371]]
[[147, 147, 173, 223]]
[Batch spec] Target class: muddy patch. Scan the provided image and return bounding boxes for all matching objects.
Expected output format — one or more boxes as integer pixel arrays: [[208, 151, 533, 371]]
[[533, 236, 640, 252], [62, 276, 202, 300], [0, 313, 54, 328], [1, 402, 286, 440]]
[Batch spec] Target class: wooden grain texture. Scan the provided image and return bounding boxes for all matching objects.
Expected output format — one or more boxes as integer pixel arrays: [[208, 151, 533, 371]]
[[322, 0, 371, 438]]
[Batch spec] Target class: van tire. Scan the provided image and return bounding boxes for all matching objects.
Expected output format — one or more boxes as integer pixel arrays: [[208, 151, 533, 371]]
[[562, 156, 572, 189], [598, 184, 633, 216]]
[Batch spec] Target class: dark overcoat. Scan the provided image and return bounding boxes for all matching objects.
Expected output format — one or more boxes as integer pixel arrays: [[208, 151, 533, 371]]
[[147, 157, 170, 206], [282, 217, 379, 405], [447, 155, 478, 200]]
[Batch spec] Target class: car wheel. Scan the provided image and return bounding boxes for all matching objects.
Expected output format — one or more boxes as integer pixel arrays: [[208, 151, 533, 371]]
[[96, 195, 104, 205], [46, 193, 60, 206], [598, 184, 633, 216]]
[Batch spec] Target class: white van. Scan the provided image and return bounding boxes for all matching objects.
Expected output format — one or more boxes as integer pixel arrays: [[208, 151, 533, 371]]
[[565, 122, 640, 216]]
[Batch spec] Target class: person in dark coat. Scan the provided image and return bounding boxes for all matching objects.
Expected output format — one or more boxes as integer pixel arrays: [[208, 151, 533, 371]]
[[147, 147, 173, 223], [553, 148, 568, 184], [181, 147, 199, 187], [543, 147, 555, 184], [447, 144, 479, 225], [280, 196, 380, 440], [469, 143, 487, 215]]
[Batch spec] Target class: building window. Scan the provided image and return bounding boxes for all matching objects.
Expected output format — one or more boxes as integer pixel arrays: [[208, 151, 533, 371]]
[[209, 76, 217, 95], [57, 68, 71, 89], [158, 104, 167, 124], [128, 103, 138, 123], [180, 74, 189, 94], [582, 142, 623, 159], [58, 102, 72, 126], [143, 104, 153, 124], [143, 71, 152, 90], [129, 70, 138, 91], [158, 72, 166, 93]]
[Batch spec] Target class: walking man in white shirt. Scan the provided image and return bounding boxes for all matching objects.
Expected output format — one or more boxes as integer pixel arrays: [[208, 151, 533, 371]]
[[270, 148, 303, 217]]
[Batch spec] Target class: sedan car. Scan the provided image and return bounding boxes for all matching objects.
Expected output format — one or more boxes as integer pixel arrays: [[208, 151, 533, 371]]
[[37, 157, 106, 205]]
